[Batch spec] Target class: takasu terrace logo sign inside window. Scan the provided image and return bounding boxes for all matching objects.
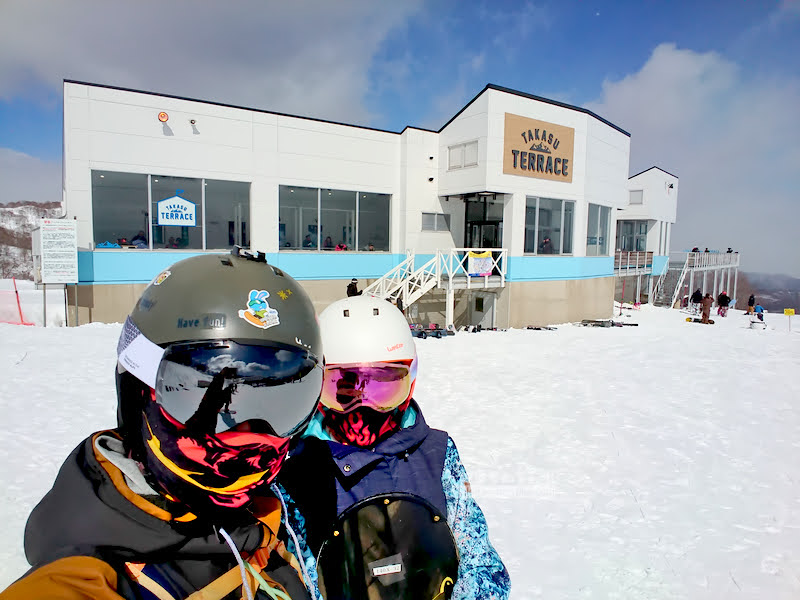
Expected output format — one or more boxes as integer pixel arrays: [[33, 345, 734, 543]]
[[157, 191, 197, 227], [503, 113, 575, 183]]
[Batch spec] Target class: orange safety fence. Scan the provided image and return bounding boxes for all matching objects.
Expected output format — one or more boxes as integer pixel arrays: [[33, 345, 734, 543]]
[[0, 278, 34, 326]]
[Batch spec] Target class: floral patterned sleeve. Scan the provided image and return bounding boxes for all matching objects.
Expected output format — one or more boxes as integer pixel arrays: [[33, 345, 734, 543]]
[[442, 437, 511, 600], [274, 483, 321, 598]]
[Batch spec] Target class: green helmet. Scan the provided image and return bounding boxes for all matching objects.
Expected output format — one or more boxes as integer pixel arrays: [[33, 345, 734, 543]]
[[115, 248, 323, 514]]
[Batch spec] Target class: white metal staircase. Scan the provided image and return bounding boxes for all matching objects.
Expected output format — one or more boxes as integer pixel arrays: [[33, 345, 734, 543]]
[[362, 249, 508, 324]]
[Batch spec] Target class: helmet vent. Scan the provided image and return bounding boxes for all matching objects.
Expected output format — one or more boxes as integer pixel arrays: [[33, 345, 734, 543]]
[[271, 266, 285, 277], [220, 257, 233, 266], [343, 309, 350, 317], [373, 308, 379, 315]]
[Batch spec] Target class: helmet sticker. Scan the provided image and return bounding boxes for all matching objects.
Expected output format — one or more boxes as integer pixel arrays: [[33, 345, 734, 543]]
[[276, 288, 294, 300], [153, 270, 171, 286], [239, 289, 280, 330]]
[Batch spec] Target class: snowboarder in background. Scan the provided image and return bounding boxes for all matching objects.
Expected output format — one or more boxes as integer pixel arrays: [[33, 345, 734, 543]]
[[346, 277, 362, 297], [748, 294, 756, 315], [280, 295, 510, 600], [691, 288, 703, 314], [701, 293, 714, 324], [1, 249, 323, 600], [755, 303, 765, 322]]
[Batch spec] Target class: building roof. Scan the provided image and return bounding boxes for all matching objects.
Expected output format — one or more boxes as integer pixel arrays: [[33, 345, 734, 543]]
[[64, 79, 629, 138], [629, 166, 679, 180]]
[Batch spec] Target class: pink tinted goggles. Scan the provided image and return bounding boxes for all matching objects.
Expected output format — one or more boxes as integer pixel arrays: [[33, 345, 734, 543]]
[[320, 358, 417, 413]]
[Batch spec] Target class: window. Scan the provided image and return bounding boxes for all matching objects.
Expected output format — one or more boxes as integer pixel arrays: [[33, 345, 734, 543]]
[[91, 171, 250, 250], [205, 179, 250, 249], [279, 186, 318, 250], [279, 185, 390, 251], [421, 213, 451, 232], [586, 203, 611, 256], [448, 141, 478, 170], [358, 192, 390, 251], [92, 171, 148, 247], [629, 190, 643, 205], [524, 197, 574, 254], [152, 176, 203, 249], [321, 189, 355, 250]]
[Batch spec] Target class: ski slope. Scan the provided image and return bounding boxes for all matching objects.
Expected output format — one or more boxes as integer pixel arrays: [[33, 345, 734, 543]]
[[1, 304, 799, 598]]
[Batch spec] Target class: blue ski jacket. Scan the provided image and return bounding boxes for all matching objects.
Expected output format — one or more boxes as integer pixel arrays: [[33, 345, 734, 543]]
[[279, 401, 510, 600]]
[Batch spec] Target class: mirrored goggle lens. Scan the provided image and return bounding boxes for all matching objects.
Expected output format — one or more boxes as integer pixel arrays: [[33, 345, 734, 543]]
[[320, 362, 414, 413], [155, 340, 322, 436]]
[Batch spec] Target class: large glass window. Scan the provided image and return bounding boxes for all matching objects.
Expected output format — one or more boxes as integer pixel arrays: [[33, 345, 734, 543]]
[[152, 176, 203, 249], [322, 189, 355, 250], [359, 192, 390, 250], [279, 185, 390, 251], [586, 203, 611, 256], [279, 186, 318, 250], [91, 170, 250, 250], [524, 197, 574, 254], [205, 179, 250, 249], [92, 171, 149, 248]]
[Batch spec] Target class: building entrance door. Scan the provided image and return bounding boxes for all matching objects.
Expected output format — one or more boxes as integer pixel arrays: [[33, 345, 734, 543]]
[[464, 195, 503, 249]]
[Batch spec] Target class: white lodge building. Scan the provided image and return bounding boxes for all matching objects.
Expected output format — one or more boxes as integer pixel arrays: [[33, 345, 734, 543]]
[[62, 81, 677, 327]]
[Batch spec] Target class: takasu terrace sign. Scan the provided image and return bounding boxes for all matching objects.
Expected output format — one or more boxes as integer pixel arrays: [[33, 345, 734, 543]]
[[157, 191, 197, 227], [503, 113, 575, 183]]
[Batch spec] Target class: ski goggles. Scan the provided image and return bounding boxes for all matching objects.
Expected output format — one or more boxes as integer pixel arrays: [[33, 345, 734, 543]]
[[320, 358, 417, 414], [153, 339, 323, 436]]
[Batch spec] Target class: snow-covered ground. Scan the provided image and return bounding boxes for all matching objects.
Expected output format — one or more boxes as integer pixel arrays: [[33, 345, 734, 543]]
[[0, 279, 67, 327], [1, 304, 799, 598]]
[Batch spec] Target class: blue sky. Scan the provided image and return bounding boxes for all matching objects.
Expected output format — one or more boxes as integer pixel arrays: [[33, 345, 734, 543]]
[[1, 0, 798, 276]]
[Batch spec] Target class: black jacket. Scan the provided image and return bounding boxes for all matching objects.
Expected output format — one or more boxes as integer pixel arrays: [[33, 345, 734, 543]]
[[5, 431, 311, 600]]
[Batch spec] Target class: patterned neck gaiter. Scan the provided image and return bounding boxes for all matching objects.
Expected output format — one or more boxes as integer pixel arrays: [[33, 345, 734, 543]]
[[321, 399, 410, 448]]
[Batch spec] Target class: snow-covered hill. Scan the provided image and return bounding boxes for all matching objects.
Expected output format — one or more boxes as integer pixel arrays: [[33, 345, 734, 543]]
[[0, 202, 62, 279]]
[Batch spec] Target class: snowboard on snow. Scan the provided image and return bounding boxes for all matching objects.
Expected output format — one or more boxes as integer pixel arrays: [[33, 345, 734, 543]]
[[686, 317, 715, 325], [316, 493, 459, 600]]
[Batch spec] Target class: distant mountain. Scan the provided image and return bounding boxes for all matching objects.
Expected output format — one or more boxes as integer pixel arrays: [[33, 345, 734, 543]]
[[739, 271, 800, 313], [0, 202, 63, 280]]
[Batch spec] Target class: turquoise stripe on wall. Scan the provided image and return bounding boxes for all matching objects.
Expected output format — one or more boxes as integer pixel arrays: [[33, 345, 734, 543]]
[[78, 251, 405, 284], [78, 251, 618, 285], [506, 256, 614, 281], [652, 255, 668, 276]]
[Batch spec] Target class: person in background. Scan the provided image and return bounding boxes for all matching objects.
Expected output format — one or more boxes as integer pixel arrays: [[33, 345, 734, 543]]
[[334, 242, 348, 251], [130, 230, 148, 248], [701, 292, 714, 324], [754, 303, 765, 322], [346, 277, 361, 297], [691, 288, 703, 315], [726, 247, 733, 253], [0, 250, 324, 600], [748, 294, 756, 315], [691, 247, 700, 252], [303, 234, 314, 248], [717, 290, 731, 317], [280, 295, 510, 599], [323, 235, 334, 249]]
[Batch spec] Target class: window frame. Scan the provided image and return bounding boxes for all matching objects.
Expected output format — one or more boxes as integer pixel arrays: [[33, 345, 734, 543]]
[[523, 196, 575, 255], [421, 212, 451, 232], [447, 140, 479, 171]]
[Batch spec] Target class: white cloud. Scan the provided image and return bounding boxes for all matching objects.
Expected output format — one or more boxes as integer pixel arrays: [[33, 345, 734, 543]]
[[0, 0, 423, 125], [585, 43, 800, 277], [0, 149, 61, 205]]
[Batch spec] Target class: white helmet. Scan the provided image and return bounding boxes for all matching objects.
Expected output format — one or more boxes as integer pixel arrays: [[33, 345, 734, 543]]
[[317, 295, 417, 446], [319, 295, 416, 364]]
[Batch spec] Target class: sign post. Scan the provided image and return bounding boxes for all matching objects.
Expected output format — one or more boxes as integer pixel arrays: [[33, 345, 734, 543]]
[[785, 308, 795, 332], [32, 219, 79, 327]]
